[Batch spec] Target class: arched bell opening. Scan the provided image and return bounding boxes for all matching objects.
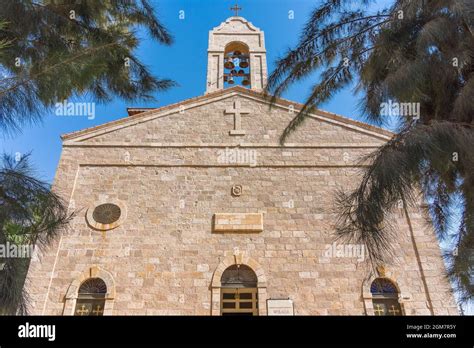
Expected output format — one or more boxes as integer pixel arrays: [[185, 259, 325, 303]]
[[223, 41, 251, 88]]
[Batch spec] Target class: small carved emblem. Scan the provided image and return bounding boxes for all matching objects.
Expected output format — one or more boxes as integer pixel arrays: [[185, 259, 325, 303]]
[[231, 185, 242, 196]]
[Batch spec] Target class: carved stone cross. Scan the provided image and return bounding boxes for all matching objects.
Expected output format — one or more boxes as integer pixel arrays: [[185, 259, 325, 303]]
[[92, 304, 104, 316], [76, 304, 89, 316], [373, 304, 384, 316], [225, 100, 249, 136], [388, 305, 400, 315]]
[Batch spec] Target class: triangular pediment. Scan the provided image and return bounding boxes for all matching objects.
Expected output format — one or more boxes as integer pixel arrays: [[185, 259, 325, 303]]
[[62, 87, 392, 146]]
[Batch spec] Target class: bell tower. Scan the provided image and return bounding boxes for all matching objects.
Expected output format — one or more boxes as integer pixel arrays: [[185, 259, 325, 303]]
[[206, 5, 268, 93]]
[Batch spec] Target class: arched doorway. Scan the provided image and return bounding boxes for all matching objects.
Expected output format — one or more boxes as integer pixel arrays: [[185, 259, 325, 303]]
[[74, 278, 107, 316], [370, 278, 403, 316], [220, 264, 258, 315]]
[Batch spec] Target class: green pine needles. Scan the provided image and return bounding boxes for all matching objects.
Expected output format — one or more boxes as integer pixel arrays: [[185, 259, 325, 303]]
[[0, 0, 175, 132]]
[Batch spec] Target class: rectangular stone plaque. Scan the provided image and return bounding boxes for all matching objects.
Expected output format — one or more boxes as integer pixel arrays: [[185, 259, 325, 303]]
[[213, 213, 263, 233], [267, 299, 294, 316]]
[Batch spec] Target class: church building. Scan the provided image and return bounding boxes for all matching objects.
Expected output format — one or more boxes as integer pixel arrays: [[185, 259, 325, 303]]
[[25, 13, 458, 316]]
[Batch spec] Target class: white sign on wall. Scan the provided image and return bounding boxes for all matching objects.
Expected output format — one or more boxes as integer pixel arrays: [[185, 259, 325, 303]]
[[267, 299, 294, 316]]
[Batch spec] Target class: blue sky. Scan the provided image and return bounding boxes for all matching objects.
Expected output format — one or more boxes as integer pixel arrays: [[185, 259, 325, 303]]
[[0, 0, 391, 182]]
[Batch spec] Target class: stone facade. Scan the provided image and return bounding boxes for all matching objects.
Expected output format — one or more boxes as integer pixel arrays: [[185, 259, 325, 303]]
[[24, 16, 457, 316]]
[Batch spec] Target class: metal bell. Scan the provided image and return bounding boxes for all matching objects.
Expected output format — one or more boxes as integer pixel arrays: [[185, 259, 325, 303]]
[[224, 57, 235, 69], [239, 57, 249, 68]]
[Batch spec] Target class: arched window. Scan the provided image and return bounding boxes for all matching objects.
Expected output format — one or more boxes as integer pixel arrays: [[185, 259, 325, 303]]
[[370, 278, 402, 316], [220, 264, 258, 315], [74, 278, 107, 316]]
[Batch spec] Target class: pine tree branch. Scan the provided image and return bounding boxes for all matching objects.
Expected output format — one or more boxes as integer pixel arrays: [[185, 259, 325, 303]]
[[0, 41, 119, 98], [302, 13, 393, 45]]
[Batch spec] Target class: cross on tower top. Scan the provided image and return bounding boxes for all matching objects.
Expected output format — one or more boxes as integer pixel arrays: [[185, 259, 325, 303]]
[[206, 7, 268, 94], [230, 3, 242, 16]]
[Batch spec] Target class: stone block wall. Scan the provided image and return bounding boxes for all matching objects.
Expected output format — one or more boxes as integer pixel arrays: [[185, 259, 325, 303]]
[[24, 90, 458, 315]]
